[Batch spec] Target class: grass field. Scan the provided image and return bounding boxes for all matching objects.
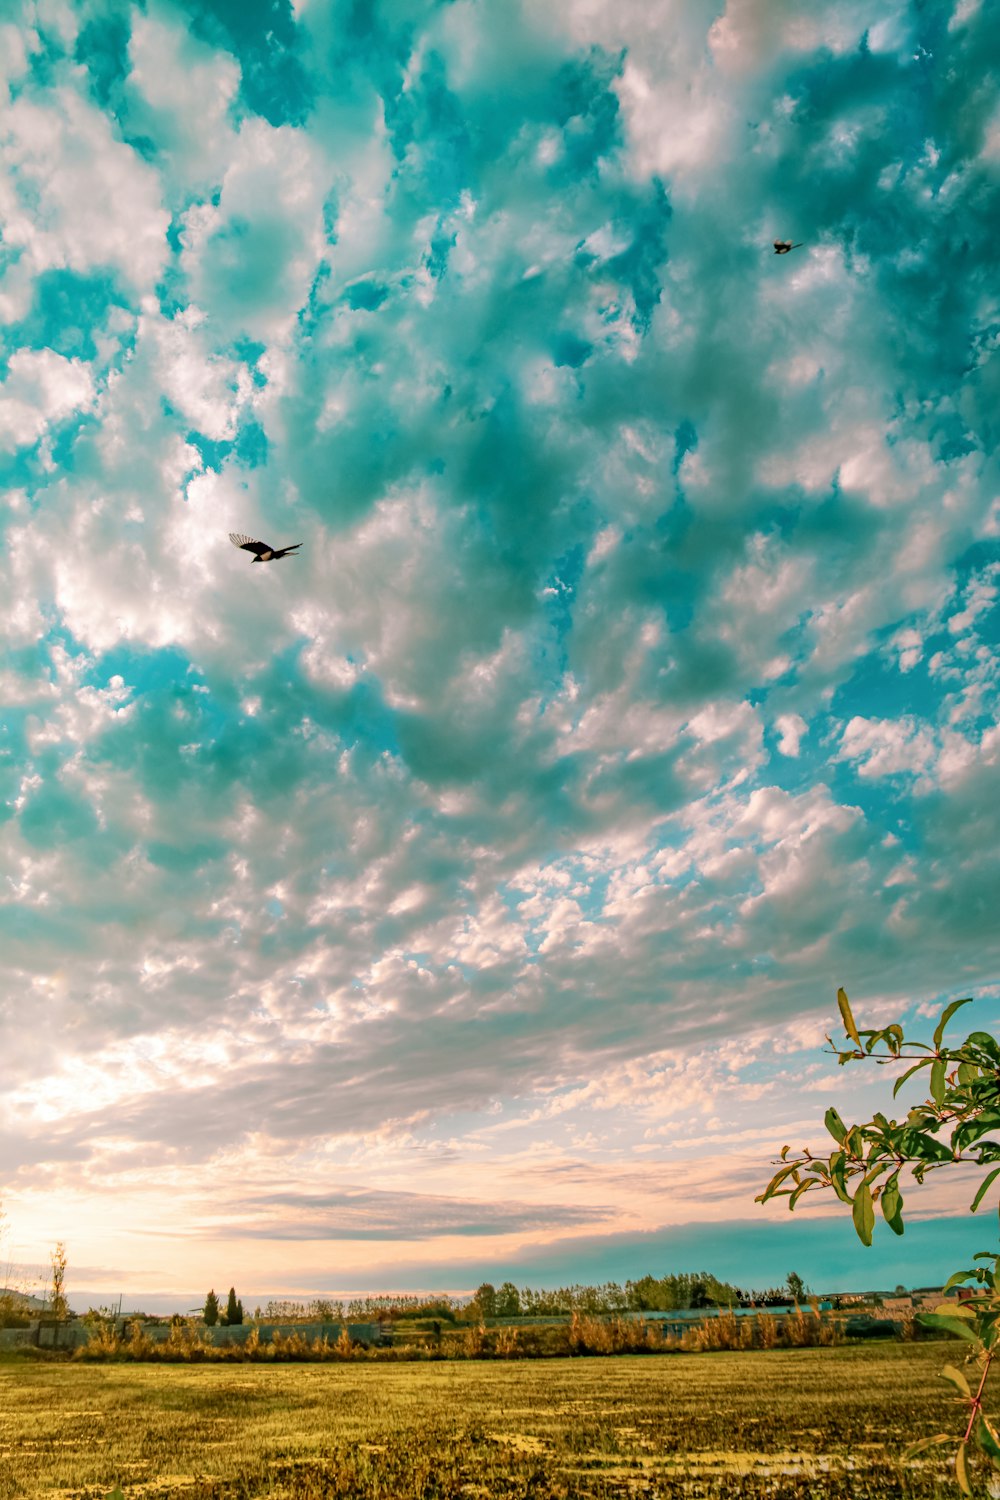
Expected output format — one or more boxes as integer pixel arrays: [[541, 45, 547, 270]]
[[0, 1343, 974, 1498]]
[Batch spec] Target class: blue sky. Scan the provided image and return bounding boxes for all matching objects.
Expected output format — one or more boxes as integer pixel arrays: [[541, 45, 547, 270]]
[[1, 0, 999, 1311]]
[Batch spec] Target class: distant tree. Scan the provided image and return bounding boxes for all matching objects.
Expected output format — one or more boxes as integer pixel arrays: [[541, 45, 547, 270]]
[[0, 1293, 29, 1329], [472, 1282, 497, 1319], [786, 1271, 807, 1303], [602, 1280, 628, 1313], [224, 1287, 243, 1326], [495, 1281, 521, 1318], [49, 1242, 68, 1320], [688, 1277, 711, 1309], [203, 1289, 219, 1326], [624, 1271, 740, 1312]]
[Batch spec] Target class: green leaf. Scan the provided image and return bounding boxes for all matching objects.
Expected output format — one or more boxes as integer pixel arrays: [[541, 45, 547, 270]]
[[852, 1182, 875, 1246], [881, 1174, 905, 1236], [941, 1363, 972, 1398], [956, 1440, 972, 1497], [958, 1061, 980, 1086], [788, 1179, 815, 1209], [861, 1160, 891, 1190], [885, 1024, 905, 1054], [932, 1300, 976, 1320], [916, 1312, 980, 1342], [934, 998, 974, 1050], [837, 987, 862, 1047], [942, 1270, 980, 1294], [825, 1107, 848, 1144], [968, 1032, 1000, 1065], [972, 1166, 1000, 1214], [902, 1130, 953, 1163], [903, 1434, 953, 1460], [893, 1058, 932, 1098], [930, 1057, 947, 1106], [976, 1413, 1000, 1464], [829, 1152, 852, 1205], [757, 1161, 803, 1202]]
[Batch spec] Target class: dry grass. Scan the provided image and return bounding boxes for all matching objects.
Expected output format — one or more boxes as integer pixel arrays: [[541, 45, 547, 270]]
[[0, 1341, 965, 1498]]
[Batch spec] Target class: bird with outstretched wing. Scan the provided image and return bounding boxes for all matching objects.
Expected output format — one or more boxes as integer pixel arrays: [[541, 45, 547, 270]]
[[229, 533, 303, 563], [773, 240, 804, 254]]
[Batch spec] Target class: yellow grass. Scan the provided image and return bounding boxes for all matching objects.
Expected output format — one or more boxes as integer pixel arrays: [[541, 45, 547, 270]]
[[0, 1342, 966, 1498]]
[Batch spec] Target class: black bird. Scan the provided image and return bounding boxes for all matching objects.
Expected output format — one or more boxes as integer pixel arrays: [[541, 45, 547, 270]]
[[229, 533, 303, 563], [773, 240, 804, 254]]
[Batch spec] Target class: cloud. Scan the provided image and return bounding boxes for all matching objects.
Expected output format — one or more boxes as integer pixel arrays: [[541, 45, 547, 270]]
[[774, 713, 807, 756], [1, 0, 999, 1296], [0, 347, 94, 450], [232, 1188, 602, 1240], [0, 80, 169, 315]]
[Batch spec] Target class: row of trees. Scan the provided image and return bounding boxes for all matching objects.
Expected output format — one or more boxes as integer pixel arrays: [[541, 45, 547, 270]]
[[203, 1288, 243, 1326], [252, 1275, 810, 1328], [466, 1271, 807, 1320], [246, 1275, 815, 1329]]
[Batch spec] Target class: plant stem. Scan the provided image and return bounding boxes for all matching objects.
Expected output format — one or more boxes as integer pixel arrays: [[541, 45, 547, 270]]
[[965, 1351, 994, 1443]]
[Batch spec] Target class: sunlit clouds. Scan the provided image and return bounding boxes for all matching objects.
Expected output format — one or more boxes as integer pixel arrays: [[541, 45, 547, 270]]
[[1, 0, 998, 1304]]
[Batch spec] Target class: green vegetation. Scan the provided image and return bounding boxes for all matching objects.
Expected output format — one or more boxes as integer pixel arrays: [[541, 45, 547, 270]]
[[222, 1289, 243, 1327], [0, 1297, 29, 1332], [73, 1305, 852, 1363], [0, 1343, 963, 1497], [759, 990, 1000, 1495], [260, 1273, 753, 1329], [787, 1271, 807, 1302], [48, 1245, 67, 1324]]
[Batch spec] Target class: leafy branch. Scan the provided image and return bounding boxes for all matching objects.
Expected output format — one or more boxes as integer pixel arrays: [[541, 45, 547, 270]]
[[758, 989, 1000, 1496]]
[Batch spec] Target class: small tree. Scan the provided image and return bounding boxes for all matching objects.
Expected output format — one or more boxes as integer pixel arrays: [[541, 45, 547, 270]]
[[224, 1287, 243, 1326], [49, 1242, 68, 1321], [472, 1282, 497, 1319], [495, 1281, 521, 1318], [203, 1289, 219, 1326], [759, 989, 1000, 1496], [786, 1271, 807, 1303]]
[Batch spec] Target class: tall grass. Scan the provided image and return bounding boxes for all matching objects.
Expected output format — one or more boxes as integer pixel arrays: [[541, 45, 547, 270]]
[[74, 1307, 848, 1363]]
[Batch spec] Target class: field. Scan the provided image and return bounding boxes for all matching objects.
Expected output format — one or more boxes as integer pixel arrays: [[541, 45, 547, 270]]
[[0, 1343, 975, 1499]]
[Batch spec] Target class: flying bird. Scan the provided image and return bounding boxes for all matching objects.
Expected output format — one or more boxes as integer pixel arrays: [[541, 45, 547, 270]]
[[229, 533, 303, 563], [773, 240, 804, 254]]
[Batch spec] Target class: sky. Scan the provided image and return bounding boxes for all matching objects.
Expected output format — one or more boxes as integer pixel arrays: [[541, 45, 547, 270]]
[[1, 0, 999, 1314]]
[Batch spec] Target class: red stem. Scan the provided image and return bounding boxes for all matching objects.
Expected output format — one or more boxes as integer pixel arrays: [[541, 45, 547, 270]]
[[964, 1351, 993, 1443]]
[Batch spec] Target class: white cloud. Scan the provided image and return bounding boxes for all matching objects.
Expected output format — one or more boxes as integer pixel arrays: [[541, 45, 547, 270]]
[[125, 5, 241, 196], [0, 85, 169, 309], [0, 347, 94, 449], [838, 715, 937, 779], [774, 713, 807, 756], [180, 116, 328, 342]]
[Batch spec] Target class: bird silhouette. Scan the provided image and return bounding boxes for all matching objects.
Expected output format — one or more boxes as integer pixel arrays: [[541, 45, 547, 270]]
[[229, 533, 303, 563], [773, 240, 804, 254]]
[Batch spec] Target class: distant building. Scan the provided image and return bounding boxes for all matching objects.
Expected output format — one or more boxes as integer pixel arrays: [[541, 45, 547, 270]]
[[1, 1291, 52, 1314]]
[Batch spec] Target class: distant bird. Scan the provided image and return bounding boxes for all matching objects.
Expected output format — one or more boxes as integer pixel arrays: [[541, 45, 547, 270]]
[[773, 240, 804, 254], [229, 533, 303, 563]]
